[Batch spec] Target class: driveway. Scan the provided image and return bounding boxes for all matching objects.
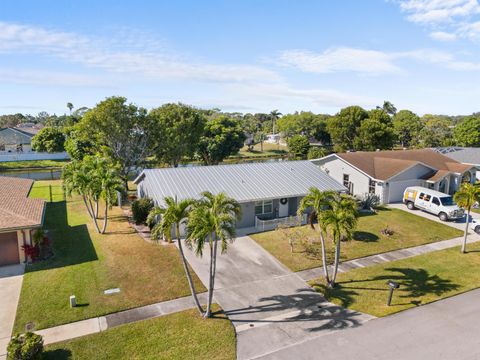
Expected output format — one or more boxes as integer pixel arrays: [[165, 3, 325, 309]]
[[182, 236, 373, 360], [256, 288, 480, 360], [0, 264, 24, 359]]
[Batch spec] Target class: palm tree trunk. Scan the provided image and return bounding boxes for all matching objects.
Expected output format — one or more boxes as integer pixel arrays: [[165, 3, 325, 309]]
[[204, 235, 214, 318], [101, 200, 108, 234], [86, 197, 101, 233], [211, 233, 219, 292], [462, 209, 470, 253], [95, 201, 99, 219], [176, 224, 204, 316], [330, 237, 341, 287], [319, 230, 330, 284], [82, 196, 94, 219]]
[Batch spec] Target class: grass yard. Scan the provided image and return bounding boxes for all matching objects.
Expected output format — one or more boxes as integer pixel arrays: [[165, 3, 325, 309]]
[[44, 306, 236, 360], [234, 142, 288, 158], [0, 159, 68, 170], [28, 180, 65, 202], [14, 180, 205, 332], [310, 241, 480, 317], [251, 208, 462, 272]]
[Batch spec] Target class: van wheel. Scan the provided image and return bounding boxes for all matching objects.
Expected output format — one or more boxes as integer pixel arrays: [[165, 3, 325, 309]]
[[439, 212, 448, 221], [407, 202, 415, 210]]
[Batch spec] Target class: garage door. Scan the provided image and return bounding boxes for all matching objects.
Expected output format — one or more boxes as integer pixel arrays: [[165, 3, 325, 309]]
[[388, 180, 424, 203], [0, 232, 20, 266]]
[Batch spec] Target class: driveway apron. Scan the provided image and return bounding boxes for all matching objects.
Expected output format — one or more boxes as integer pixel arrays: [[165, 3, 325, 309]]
[[182, 236, 373, 360]]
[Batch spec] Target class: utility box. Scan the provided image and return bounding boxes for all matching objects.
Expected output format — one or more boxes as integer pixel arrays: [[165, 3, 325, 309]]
[[70, 295, 76, 308]]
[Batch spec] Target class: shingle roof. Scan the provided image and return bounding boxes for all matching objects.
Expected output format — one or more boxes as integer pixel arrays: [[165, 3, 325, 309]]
[[336, 149, 472, 181], [434, 147, 480, 166], [0, 176, 45, 231], [135, 160, 346, 205]]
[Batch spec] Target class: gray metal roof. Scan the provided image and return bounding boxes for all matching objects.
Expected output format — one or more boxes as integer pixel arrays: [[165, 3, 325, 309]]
[[135, 160, 345, 204], [434, 147, 480, 166]]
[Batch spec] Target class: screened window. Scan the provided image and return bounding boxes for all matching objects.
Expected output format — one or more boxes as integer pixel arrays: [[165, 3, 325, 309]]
[[343, 174, 350, 188], [369, 179, 376, 194], [255, 200, 273, 215]]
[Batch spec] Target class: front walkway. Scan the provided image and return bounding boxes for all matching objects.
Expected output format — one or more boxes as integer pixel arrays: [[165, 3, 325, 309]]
[[181, 236, 373, 360], [0, 264, 24, 360]]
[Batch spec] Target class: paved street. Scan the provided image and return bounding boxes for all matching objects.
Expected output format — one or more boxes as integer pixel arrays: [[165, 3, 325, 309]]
[[0, 264, 24, 359], [256, 288, 480, 360], [182, 236, 373, 360]]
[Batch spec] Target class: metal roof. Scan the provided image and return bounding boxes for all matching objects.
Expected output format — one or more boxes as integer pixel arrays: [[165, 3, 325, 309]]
[[135, 160, 345, 204]]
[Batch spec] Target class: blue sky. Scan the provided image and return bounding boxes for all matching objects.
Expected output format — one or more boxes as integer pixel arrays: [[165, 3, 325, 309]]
[[1, 0, 480, 115]]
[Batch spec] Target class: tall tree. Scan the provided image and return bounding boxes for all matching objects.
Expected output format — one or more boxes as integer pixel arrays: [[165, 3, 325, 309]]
[[186, 192, 241, 318], [327, 106, 368, 152], [287, 134, 310, 159], [380, 101, 397, 116], [78, 96, 153, 190], [418, 115, 453, 147], [393, 110, 423, 148], [270, 109, 282, 135], [147, 197, 204, 315], [31, 127, 66, 153], [454, 116, 480, 147], [149, 103, 206, 167], [197, 116, 246, 165], [353, 109, 395, 151], [67, 102, 74, 115], [454, 183, 480, 253]]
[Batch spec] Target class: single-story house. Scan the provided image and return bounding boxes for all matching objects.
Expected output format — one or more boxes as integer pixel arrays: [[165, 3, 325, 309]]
[[0, 127, 35, 153], [434, 147, 480, 181], [311, 149, 477, 204], [134, 160, 345, 233], [0, 176, 45, 266]]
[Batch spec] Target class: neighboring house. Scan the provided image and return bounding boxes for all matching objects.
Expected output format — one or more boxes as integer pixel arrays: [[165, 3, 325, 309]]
[[0, 176, 45, 266], [311, 149, 477, 204], [434, 147, 480, 181], [0, 127, 35, 153], [134, 160, 345, 233]]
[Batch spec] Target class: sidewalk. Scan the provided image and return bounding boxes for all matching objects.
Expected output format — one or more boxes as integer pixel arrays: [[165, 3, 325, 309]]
[[298, 233, 480, 282], [35, 292, 207, 346]]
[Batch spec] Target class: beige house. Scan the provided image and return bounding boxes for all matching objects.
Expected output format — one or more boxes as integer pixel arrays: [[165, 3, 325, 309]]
[[312, 149, 477, 204], [0, 177, 45, 266]]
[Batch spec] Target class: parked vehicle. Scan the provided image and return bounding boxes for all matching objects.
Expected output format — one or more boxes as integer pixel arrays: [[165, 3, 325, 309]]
[[472, 218, 480, 235], [403, 186, 464, 221]]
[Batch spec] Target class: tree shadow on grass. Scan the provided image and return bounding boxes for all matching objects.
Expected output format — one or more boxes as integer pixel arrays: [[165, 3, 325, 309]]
[[42, 348, 72, 360], [224, 288, 365, 333], [26, 202, 98, 272], [353, 231, 379, 242]]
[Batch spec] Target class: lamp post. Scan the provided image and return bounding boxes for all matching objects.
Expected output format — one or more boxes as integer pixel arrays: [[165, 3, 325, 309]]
[[386, 280, 400, 306]]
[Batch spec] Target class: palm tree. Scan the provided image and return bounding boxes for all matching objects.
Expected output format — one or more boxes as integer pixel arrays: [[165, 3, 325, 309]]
[[186, 191, 241, 318], [298, 188, 338, 285], [322, 193, 358, 287], [454, 183, 480, 253], [270, 109, 282, 136], [97, 164, 123, 234], [67, 102, 74, 115], [147, 196, 204, 315]]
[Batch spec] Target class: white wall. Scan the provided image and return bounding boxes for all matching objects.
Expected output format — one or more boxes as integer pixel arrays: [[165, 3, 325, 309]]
[[0, 152, 69, 162]]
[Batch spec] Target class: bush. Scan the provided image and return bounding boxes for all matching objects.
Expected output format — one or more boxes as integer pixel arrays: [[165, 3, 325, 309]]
[[357, 193, 380, 210], [307, 146, 327, 160], [287, 135, 310, 159], [7, 333, 44, 360], [132, 198, 154, 224]]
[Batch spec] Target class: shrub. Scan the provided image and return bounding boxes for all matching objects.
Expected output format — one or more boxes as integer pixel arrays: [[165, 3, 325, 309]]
[[307, 146, 327, 160], [357, 193, 380, 210], [7, 333, 44, 360], [132, 198, 154, 224]]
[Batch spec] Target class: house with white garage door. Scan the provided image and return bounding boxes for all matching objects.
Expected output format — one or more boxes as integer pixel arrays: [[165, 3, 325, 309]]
[[0, 176, 45, 266], [134, 160, 346, 233], [311, 149, 477, 204]]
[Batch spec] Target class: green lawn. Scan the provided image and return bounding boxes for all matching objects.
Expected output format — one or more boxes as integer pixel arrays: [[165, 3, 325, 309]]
[[44, 306, 236, 360], [310, 241, 480, 317], [251, 208, 463, 272], [14, 181, 205, 332], [28, 180, 65, 202], [0, 159, 68, 170], [234, 142, 288, 159]]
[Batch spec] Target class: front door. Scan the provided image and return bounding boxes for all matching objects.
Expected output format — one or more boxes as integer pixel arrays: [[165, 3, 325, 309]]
[[279, 198, 289, 217], [0, 232, 20, 266]]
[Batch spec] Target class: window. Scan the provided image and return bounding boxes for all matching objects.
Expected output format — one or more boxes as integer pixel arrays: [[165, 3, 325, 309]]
[[424, 194, 431, 201], [419, 193, 425, 200], [343, 174, 350, 188], [255, 200, 273, 215], [432, 197, 440, 206], [369, 179, 376, 194], [440, 196, 454, 206]]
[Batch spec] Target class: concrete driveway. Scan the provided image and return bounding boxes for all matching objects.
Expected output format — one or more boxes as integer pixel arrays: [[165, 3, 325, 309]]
[[182, 236, 373, 360], [256, 288, 480, 360], [0, 264, 24, 359]]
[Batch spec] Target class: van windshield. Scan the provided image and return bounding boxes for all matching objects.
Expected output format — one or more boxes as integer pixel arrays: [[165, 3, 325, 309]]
[[440, 197, 455, 206]]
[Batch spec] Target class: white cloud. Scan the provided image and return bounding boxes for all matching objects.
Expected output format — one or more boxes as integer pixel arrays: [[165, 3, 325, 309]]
[[277, 48, 402, 75], [0, 68, 104, 86], [0, 21, 280, 85], [429, 31, 457, 41]]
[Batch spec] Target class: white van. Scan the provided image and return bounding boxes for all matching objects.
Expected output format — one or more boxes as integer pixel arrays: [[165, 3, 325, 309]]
[[403, 186, 464, 221]]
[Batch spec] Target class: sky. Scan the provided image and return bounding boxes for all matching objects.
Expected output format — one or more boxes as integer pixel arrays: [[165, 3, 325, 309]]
[[1, 0, 480, 116]]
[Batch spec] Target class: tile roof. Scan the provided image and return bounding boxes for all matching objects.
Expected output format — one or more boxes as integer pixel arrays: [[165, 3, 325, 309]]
[[434, 147, 480, 166], [135, 160, 346, 205], [0, 176, 45, 231], [336, 149, 472, 181]]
